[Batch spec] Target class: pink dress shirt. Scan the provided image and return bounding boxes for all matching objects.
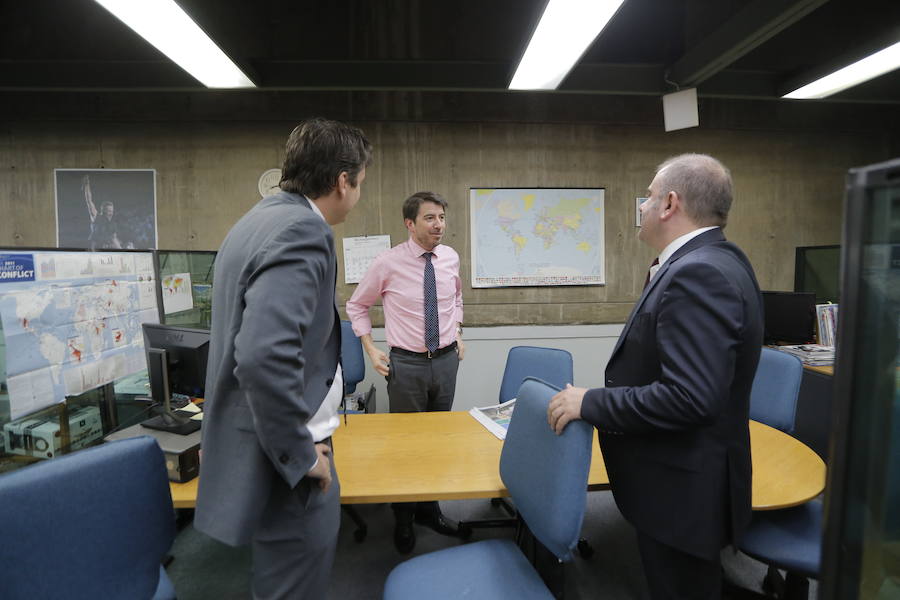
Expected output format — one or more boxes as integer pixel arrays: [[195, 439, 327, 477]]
[[346, 237, 463, 352]]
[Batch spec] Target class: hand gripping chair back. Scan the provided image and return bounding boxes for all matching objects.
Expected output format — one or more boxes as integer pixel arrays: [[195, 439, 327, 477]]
[[341, 319, 365, 395], [384, 377, 593, 599], [749, 347, 803, 433], [0, 436, 177, 600], [499, 346, 574, 404]]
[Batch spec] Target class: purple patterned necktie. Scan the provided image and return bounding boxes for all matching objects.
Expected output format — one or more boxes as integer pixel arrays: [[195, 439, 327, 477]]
[[423, 252, 439, 354]]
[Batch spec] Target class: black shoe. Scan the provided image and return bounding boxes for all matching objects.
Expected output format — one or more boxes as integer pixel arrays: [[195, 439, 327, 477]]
[[394, 521, 416, 554], [414, 511, 461, 537]]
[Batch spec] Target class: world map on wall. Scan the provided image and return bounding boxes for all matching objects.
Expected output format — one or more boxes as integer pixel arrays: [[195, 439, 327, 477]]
[[469, 188, 605, 287]]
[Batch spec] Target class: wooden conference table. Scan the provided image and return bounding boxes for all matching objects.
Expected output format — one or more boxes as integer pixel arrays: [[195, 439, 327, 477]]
[[169, 411, 825, 511]]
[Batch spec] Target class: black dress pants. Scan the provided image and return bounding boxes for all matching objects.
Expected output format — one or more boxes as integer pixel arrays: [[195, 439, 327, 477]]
[[387, 347, 459, 521], [635, 530, 722, 600]]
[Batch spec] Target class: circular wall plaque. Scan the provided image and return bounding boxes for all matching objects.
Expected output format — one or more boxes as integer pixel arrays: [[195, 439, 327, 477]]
[[258, 168, 282, 198]]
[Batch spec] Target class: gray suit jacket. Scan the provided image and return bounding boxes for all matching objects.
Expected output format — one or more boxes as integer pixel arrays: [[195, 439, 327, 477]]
[[195, 191, 340, 546]]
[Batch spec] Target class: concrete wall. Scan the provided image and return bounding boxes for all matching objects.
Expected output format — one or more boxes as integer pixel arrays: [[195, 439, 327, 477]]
[[2, 92, 897, 326]]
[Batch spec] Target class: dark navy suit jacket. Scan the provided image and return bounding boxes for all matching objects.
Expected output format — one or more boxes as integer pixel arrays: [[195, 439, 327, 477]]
[[581, 228, 763, 560]]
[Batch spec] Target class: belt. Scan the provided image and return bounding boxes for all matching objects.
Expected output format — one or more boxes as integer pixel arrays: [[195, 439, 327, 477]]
[[391, 341, 457, 359]]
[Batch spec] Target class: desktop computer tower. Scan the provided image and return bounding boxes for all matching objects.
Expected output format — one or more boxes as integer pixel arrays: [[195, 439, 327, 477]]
[[104, 423, 201, 483]]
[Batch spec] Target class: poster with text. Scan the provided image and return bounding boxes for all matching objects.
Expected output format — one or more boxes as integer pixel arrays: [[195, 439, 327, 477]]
[[55, 169, 158, 250]]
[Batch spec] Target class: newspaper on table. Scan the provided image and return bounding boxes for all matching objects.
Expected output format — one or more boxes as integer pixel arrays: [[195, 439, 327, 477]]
[[468, 398, 516, 440], [775, 344, 835, 367]]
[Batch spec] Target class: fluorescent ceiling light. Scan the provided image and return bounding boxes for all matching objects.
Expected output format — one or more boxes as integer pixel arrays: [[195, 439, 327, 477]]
[[783, 40, 900, 99], [510, 0, 625, 90], [94, 0, 255, 88]]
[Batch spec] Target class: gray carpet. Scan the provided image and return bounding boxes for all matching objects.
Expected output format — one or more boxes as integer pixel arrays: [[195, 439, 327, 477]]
[[166, 492, 816, 599]]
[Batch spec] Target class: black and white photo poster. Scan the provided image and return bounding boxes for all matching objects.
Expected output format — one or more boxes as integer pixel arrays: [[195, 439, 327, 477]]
[[55, 169, 158, 249]]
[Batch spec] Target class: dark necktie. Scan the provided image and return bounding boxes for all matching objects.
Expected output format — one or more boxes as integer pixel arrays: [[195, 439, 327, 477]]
[[423, 252, 439, 354], [643, 257, 660, 289]]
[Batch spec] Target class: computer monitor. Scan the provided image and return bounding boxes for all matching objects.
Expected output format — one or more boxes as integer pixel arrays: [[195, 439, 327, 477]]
[[140, 323, 209, 435], [794, 245, 841, 304], [761, 291, 817, 345]]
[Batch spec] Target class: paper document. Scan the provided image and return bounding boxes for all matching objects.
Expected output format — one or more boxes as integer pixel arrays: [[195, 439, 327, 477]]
[[161, 272, 194, 314], [815, 303, 838, 347], [469, 399, 516, 440]]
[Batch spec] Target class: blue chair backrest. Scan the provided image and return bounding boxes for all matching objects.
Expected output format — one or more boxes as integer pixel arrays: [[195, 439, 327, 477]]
[[0, 436, 175, 599], [500, 377, 592, 562], [498, 346, 574, 404], [750, 347, 804, 433], [341, 320, 365, 395]]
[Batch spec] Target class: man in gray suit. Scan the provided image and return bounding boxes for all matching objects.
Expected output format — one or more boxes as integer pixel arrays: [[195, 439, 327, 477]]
[[195, 118, 372, 599]]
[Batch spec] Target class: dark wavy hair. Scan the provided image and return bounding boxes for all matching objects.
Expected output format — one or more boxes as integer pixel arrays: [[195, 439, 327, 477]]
[[402, 191, 448, 222], [279, 118, 373, 199]]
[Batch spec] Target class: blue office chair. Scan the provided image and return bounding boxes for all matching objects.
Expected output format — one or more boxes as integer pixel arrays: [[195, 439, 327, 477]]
[[0, 436, 177, 600], [740, 347, 821, 599], [749, 346, 804, 434], [499, 346, 574, 404], [340, 319, 372, 542], [341, 319, 365, 397], [463, 346, 576, 535], [384, 377, 593, 600]]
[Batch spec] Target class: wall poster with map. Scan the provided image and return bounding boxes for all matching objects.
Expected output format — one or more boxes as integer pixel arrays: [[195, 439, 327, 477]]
[[470, 188, 605, 288], [0, 250, 159, 419]]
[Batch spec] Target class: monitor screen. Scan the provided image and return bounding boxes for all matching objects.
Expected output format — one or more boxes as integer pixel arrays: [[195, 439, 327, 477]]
[[141, 323, 210, 399], [761, 291, 817, 345], [794, 245, 841, 304]]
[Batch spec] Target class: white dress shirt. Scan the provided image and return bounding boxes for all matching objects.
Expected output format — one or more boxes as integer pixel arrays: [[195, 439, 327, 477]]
[[304, 196, 344, 444], [649, 226, 719, 282]]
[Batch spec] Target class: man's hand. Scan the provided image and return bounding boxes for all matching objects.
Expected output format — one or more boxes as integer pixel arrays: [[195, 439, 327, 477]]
[[455, 333, 466, 360], [365, 346, 390, 376], [307, 443, 333, 492], [361, 334, 390, 376], [547, 384, 587, 435]]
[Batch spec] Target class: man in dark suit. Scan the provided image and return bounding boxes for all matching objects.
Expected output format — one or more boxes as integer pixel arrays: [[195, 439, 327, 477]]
[[548, 153, 763, 599], [195, 118, 372, 599]]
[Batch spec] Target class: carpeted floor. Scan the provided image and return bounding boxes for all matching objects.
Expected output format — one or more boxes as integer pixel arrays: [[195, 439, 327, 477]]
[[166, 492, 815, 599]]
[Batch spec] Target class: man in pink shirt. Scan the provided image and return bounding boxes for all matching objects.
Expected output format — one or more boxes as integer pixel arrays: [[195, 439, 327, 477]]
[[346, 191, 465, 553]]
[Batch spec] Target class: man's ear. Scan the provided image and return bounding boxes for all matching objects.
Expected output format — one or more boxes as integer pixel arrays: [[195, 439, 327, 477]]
[[403, 218, 414, 233], [659, 191, 679, 221], [336, 171, 350, 195]]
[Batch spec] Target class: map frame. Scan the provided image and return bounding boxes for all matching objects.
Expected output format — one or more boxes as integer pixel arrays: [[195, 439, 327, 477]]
[[469, 187, 606, 288]]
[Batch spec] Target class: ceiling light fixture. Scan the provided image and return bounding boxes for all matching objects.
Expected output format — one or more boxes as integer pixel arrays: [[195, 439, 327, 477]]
[[94, 0, 255, 88], [509, 0, 625, 90], [783, 40, 900, 99]]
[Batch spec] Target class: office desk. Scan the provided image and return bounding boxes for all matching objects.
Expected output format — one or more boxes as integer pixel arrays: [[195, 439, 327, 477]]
[[170, 412, 825, 511], [804, 365, 834, 376], [797, 364, 835, 461]]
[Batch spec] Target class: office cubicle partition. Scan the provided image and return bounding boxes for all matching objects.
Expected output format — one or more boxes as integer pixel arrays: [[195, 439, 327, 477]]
[[821, 158, 900, 599], [0, 247, 161, 472], [157, 250, 216, 330]]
